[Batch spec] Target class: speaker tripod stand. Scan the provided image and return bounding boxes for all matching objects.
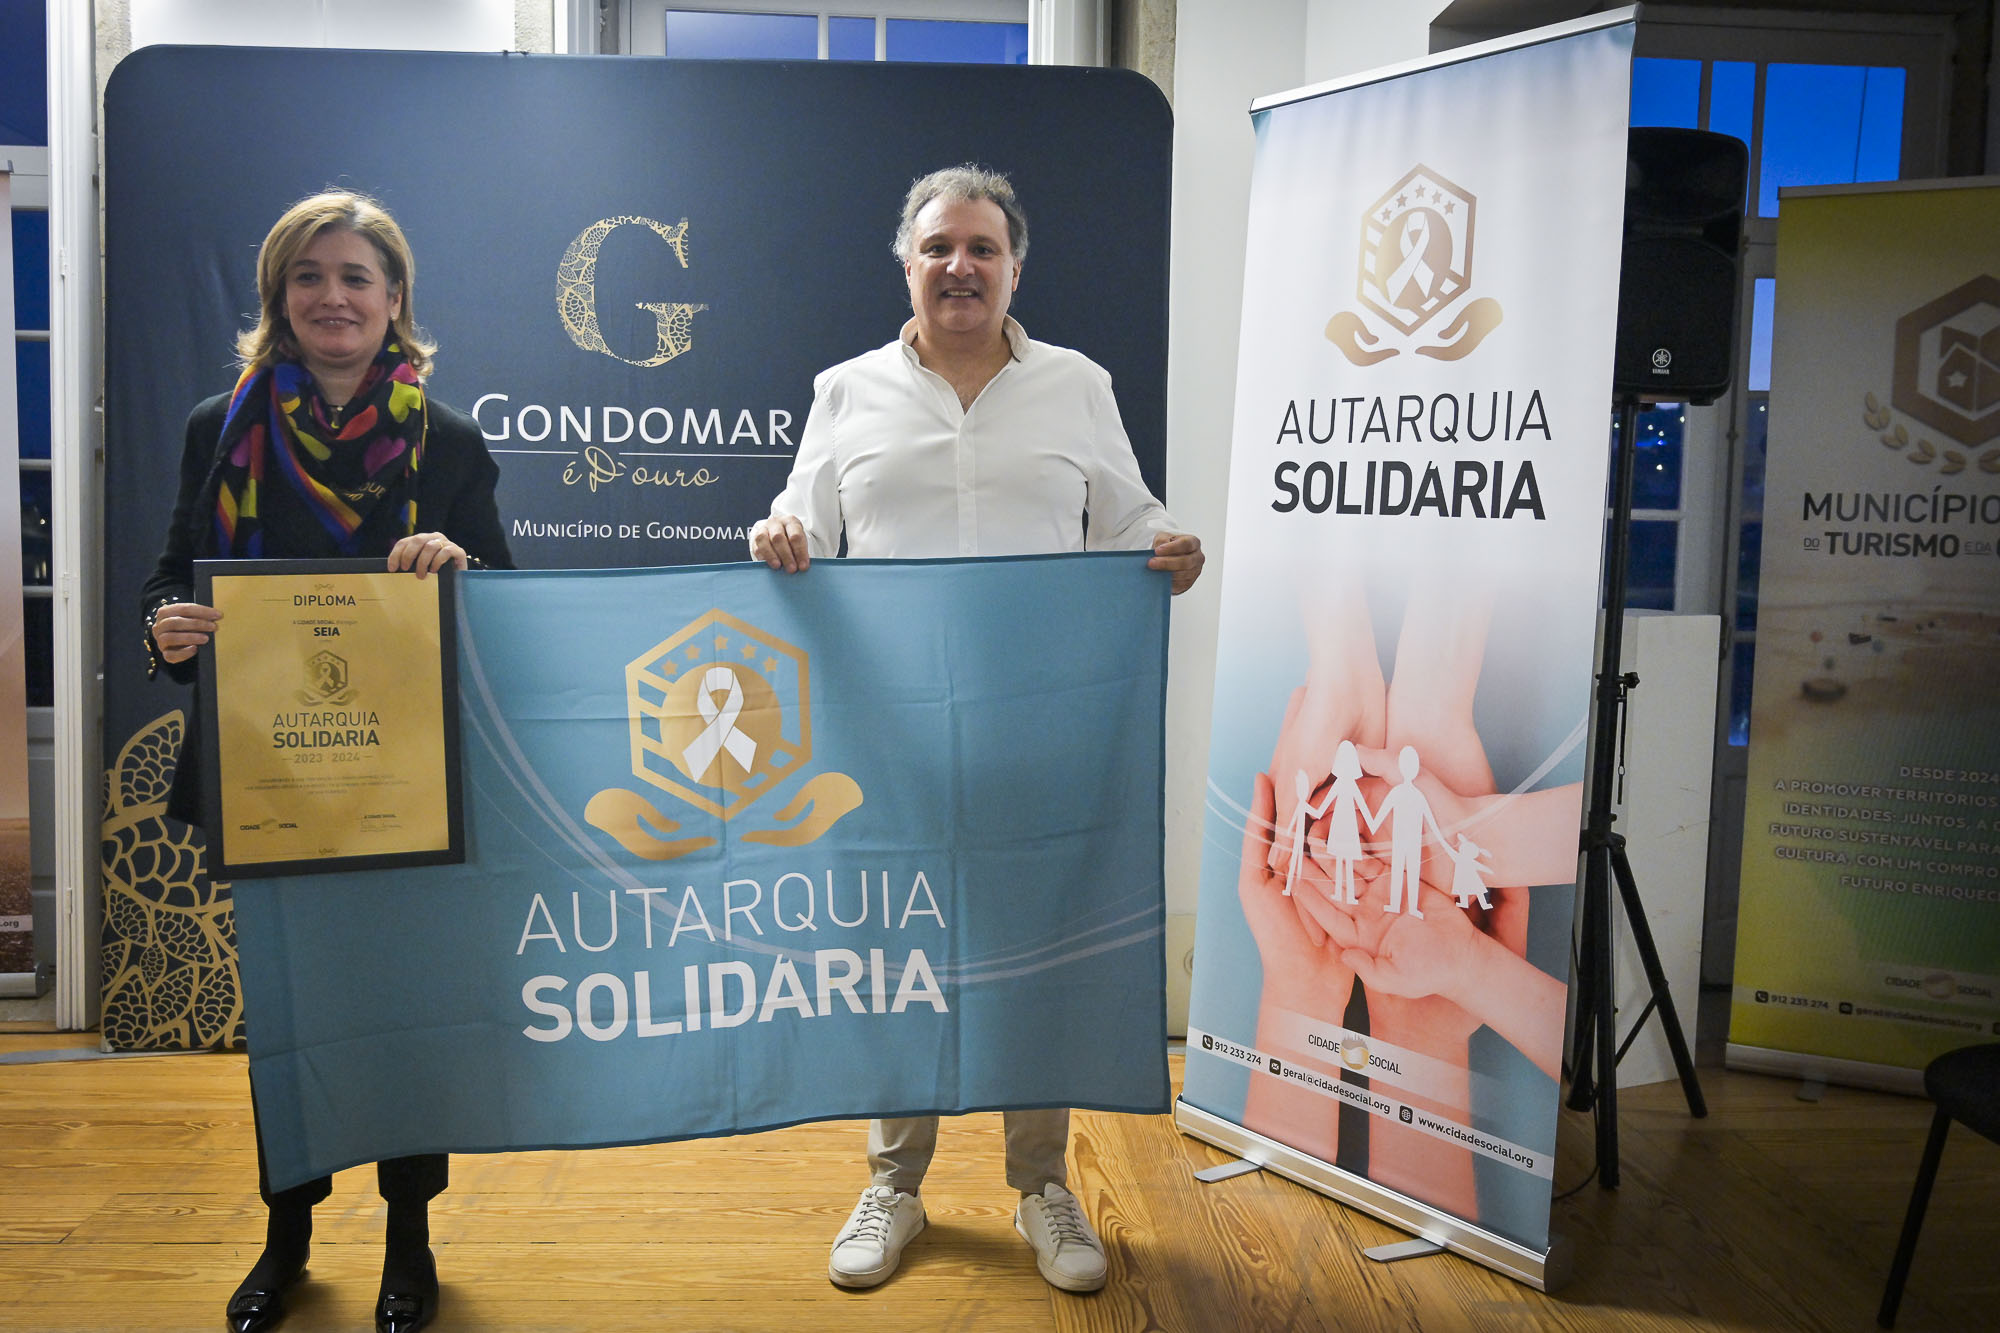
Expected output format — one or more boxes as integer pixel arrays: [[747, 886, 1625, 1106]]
[[1563, 393, 1708, 1189]]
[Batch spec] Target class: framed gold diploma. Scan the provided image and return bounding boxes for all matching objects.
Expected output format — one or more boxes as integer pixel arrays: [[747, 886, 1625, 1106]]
[[196, 559, 464, 878]]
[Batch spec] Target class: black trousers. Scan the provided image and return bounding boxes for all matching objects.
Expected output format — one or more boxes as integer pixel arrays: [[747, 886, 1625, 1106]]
[[251, 1072, 447, 1209]]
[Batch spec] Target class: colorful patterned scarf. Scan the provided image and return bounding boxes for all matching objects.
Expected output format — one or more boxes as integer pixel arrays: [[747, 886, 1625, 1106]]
[[210, 341, 428, 557]]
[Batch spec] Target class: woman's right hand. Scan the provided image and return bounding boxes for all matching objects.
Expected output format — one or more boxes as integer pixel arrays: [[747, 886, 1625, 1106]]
[[150, 602, 222, 664]]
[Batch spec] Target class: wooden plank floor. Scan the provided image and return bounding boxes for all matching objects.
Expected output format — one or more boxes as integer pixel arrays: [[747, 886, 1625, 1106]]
[[1, 1032, 1994, 1332]]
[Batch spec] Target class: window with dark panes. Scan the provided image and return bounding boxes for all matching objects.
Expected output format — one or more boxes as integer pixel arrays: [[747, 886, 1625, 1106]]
[[1619, 11, 1949, 989], [1621, 43, 1923, 749], [665, 10, 819, 59], [648, 4, 1028, 63], [4, 0, 52, 709]]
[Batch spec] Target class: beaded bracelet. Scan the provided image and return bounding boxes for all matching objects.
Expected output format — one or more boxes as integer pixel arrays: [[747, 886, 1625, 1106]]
[[143, 597, 179, 680]]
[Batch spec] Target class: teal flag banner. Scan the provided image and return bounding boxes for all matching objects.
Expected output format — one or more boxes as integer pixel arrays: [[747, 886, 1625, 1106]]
[[235, 554, 1170, 1190]]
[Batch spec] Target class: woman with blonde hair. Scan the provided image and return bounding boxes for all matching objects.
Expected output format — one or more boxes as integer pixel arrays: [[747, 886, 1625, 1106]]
[[141, 189, 510, 1333]]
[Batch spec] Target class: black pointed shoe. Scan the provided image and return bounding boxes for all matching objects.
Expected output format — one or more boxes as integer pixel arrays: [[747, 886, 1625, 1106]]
[[223, 1253, 306, 1333], [374, 1247, 439, 1333]]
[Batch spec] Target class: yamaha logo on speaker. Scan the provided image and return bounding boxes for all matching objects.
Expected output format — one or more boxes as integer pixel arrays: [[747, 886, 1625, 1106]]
[[1651, 348, 1672, 373]]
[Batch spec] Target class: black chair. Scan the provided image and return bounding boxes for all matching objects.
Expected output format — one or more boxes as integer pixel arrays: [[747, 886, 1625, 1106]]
[[1878, 1042, 2000, 1328]]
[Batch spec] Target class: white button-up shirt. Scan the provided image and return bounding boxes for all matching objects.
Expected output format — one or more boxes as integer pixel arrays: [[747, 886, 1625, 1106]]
[[771, 317, 1173, 558]]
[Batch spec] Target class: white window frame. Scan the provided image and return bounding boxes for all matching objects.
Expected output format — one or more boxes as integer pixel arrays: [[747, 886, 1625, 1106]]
[[553, 0, 605, 54], [48, 0, 102, 1030]]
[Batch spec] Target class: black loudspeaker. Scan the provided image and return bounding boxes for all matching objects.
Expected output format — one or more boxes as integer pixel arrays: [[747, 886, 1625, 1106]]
[[1613, 127, 1749, 405]]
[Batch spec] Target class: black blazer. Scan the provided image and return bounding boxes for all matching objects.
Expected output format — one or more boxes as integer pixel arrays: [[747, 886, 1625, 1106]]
[[141, 390, 514, 827]]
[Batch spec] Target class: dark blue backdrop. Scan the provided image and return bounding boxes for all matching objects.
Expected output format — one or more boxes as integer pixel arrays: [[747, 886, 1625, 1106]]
[[97, 47, 1172, 1049]]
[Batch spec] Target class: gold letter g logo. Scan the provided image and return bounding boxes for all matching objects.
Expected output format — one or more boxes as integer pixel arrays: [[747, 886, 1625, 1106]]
[[557, 216, 709, 367]]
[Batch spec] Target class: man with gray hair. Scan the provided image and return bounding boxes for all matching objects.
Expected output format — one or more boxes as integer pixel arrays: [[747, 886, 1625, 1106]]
[[751, 164, 1202, 1294]]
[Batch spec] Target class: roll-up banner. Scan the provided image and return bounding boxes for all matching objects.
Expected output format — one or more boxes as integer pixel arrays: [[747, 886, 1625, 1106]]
[[1177, 13, 1634, 1289], [1728, 180, 2000, 1091], [99, 50, 1170, 1050]]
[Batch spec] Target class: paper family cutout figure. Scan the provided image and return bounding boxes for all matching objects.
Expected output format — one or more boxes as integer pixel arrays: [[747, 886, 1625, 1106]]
[[1445, 834, 1495, 909], [1282, 769, 1315, 897], [1285, 743, 1459, 917], [1316, 740, 1370, 905]]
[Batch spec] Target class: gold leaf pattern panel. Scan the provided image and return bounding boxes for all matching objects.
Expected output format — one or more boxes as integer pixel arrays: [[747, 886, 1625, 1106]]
[[98, 712, 242, 1051]]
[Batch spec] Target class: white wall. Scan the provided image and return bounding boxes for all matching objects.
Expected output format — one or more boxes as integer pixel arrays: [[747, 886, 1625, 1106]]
[[1303, 0, 1451, 77], [128, 0, 519, 51], [1160, 1, 1449, 1026], [1613, 613, 1718, 1087]]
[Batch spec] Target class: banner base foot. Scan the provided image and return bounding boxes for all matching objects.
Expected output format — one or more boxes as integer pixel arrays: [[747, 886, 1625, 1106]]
[[1725, 1043, 1923, 1096], [0, 970, 49, 999], [1173, 1098, 1567, 1291], [1192, 1158, 1263, 1183], [1365, 1238, 1446, 1263]]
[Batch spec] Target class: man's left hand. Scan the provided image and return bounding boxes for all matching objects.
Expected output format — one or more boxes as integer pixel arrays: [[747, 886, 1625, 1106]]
[[1149, 531, 1205, 595]]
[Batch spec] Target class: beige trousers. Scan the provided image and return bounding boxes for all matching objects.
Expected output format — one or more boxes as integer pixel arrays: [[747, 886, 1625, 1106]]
[[867, 1109, 1070, 1195]]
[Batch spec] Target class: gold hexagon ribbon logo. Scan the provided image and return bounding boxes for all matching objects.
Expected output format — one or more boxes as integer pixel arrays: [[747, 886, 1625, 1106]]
[[584, 610, 863, 861], [1325, 165, 1503, 366], [300, 649, 355, 705]]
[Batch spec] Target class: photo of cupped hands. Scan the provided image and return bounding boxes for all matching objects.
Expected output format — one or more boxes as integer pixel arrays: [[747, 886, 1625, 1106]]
[[1237, 576, 1578, 1216]]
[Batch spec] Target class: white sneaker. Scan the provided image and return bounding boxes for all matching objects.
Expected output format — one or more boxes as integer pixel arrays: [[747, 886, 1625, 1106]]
[[828, 1185, 926, 1288], [1014, 1182, 1107, 1292]]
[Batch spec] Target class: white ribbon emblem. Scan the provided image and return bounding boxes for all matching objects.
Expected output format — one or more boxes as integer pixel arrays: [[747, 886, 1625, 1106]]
[[1388, 211, 1437, 306], [683, 665, 757, 781]]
